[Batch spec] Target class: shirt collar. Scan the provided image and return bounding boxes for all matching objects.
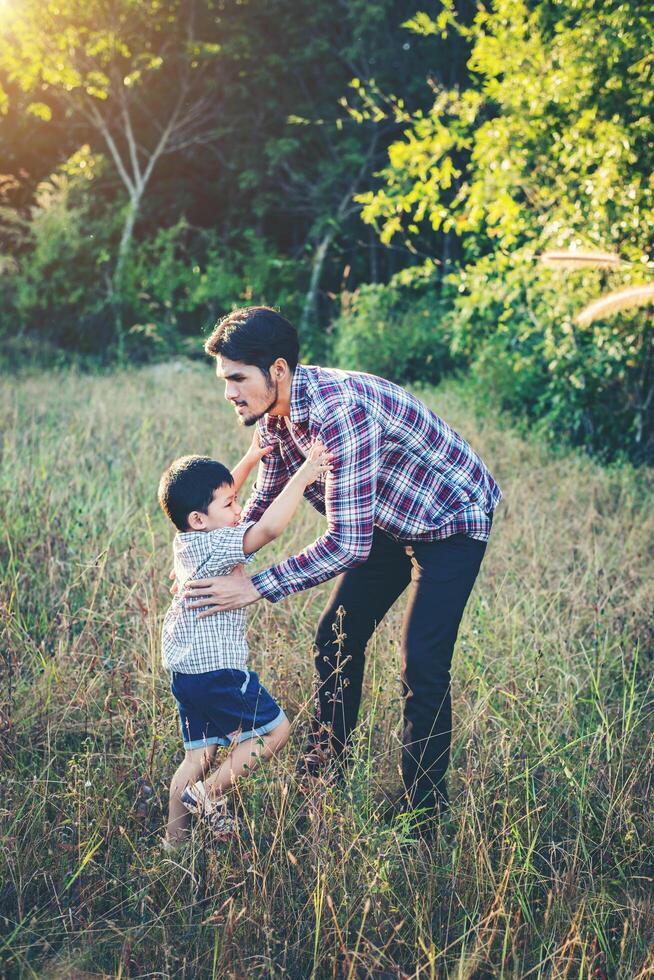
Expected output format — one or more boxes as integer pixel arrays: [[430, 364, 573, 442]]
[[289, 364, 309, 425]]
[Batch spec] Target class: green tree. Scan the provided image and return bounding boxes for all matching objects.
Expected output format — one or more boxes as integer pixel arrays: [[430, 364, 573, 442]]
[[203, 0, 442, 339], [0, 0, 222, 354], [357, 0, 654, 460], [1, 0, 441, 356]]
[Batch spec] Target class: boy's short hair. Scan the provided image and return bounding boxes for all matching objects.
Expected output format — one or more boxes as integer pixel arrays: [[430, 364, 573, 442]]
[[158, 455, 233, 531]]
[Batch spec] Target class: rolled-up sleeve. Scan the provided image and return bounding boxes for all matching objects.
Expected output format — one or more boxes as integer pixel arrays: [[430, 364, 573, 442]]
[[251, 404, 381, 602]]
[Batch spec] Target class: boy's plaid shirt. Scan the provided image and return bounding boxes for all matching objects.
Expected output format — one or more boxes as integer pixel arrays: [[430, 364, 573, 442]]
[[162, 522, 255, 674], [244, 365, 502, 604]]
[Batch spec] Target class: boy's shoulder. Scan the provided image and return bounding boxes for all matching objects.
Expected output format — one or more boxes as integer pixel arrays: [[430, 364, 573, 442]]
[[172, 528, 212, 560], [173, 522, 249, 547], [173, 522, 255, 574]]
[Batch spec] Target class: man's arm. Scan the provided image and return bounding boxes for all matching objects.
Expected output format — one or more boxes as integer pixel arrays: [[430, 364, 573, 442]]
[[183, 406, 381, 614], [251, 404, 382, 602]]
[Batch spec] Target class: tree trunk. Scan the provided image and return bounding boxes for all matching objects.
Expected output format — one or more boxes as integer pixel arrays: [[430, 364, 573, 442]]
[[114, 196, 140, 291], [299, 228, 335, 336], [369, 224, 378, 283], [298, 132, 379, 336], [111, 194, 140, 362]]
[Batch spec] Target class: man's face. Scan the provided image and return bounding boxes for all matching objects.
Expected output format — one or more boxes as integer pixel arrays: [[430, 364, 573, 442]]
[[217, 356, 278, 426]]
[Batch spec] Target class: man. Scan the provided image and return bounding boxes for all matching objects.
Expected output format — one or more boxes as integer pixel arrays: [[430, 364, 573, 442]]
[[185, 306, 501, 820]]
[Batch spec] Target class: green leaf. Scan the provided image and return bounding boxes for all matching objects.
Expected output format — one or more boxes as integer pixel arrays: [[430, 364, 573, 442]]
[[26, 101, 52, 121], [402, 13, 438, 37]]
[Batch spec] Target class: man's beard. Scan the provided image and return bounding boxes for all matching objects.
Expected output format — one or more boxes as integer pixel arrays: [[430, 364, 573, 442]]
[[241, 379, 279, 426]]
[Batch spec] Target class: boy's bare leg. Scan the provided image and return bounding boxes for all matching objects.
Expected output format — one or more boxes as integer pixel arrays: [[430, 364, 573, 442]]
[[167, 744, 218, 843], [204, 717, 291, 800]]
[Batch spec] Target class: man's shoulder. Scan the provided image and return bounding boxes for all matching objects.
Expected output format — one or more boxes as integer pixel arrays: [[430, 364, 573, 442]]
[[302, 365, 370, 415], [302, 364, 421, 419]]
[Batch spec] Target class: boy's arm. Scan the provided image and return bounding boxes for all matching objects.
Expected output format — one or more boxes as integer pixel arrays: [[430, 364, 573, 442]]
[[242, 441, 330, 554], [166, 432, 272, 594], [240, 421, 289, 523], [231, 431, 273, 494]]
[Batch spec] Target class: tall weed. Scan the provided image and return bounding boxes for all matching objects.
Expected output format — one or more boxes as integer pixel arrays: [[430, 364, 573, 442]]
[[0, 364, 652, 977]]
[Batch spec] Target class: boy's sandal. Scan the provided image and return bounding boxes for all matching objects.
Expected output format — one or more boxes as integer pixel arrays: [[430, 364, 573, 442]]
[[181, 783, 241, 842], [204, 808, 241, 842]]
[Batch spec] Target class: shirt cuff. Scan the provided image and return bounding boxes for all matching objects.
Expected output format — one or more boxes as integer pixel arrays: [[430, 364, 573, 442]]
[[251, 567, 287, 603]]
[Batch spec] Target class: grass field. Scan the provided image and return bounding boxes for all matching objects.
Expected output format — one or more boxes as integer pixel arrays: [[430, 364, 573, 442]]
[[1, 362, 653, 979]]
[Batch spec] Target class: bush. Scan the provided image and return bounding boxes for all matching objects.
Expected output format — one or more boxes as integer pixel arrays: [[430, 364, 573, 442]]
[[1, 185, 308, 363], [1, 173, 117, 357], [332, 271, 459, 385], [122, 221, 306, 359], [447, 251, 654, 463], [355, 1, 654, 464]]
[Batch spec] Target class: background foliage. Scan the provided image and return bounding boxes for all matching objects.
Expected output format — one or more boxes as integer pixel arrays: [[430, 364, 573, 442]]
[[357, 0, 654, 461], [2, 0, 654, 461]]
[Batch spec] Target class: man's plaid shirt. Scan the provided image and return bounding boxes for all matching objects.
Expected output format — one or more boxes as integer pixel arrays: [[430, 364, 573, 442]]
[[244, 365, 502, 604], [162, 522, 255, 674]]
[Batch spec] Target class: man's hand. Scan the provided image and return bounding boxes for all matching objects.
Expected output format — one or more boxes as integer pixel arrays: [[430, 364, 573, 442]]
[[183, 564, 261, 617]]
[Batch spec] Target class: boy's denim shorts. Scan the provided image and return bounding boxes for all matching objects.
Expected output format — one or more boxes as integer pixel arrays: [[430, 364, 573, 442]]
[[171, 668, 286, 751]]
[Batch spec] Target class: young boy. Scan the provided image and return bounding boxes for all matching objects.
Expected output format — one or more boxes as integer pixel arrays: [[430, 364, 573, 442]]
[[158, 433, 329, 846]]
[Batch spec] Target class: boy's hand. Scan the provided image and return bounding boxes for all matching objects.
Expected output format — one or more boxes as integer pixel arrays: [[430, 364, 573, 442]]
[[299, 439, 331, 486], [247, 429, 273, 464], [169, 569, 178, 595]]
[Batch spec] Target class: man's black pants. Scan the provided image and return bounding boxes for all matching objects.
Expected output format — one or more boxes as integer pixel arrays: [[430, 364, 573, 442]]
[[311, 528, 488, 809]]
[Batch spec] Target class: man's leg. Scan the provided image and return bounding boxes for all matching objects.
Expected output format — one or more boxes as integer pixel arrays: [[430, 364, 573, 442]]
[[304, 529, 412, 772], [401, 534, 488, 812]]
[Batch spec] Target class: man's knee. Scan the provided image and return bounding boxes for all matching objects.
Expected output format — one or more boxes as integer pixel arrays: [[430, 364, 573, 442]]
[[401, 669, 452, 726], [315, 607, 338, 653], [402, 655, 452, 692]]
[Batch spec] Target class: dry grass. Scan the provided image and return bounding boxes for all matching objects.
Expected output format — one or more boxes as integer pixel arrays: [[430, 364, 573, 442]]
[[574, 283, 654, 326], [538, 251, 623, 270], [1, 362, 652, 978]]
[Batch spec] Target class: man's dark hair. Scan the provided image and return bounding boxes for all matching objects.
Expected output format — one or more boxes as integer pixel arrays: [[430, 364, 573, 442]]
[[158, 455, 233, 532], [204, 306, 299, 376]]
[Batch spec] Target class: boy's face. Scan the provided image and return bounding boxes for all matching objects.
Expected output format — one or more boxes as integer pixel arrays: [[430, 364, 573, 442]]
[[187, 483, 242, 531]]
